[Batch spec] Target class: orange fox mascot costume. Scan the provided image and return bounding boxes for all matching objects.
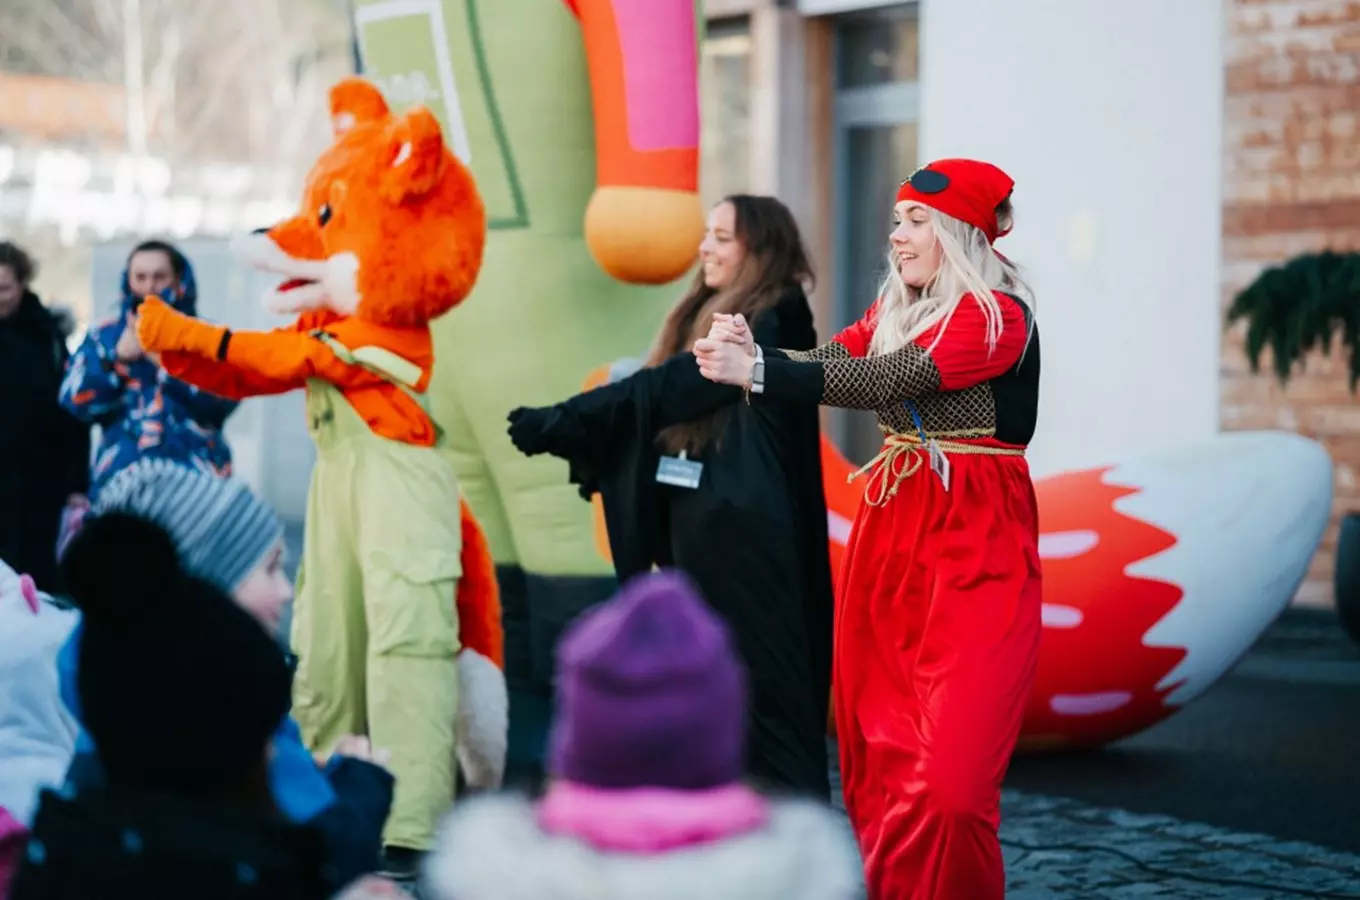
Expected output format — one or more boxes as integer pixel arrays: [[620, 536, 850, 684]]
[[135, 77, 505, 856]]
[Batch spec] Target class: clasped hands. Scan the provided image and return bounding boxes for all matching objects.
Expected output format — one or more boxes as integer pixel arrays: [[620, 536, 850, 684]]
[[694, 312, 758, 388]]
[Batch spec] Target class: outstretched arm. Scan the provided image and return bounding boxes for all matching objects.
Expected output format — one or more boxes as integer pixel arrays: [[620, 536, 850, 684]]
[[573, 0, 704, 284], [156, 353, 297, 400], [157, 372, 240, 428], [138, 298, 364, 398], [508, 349, 742, 462], [510, 305, 807, 463], [700, 294, 1031, 409]]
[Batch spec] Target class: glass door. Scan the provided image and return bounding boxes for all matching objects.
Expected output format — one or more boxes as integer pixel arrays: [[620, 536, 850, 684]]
[[830, 3, 920, 464], [700, 19, 753, 205]]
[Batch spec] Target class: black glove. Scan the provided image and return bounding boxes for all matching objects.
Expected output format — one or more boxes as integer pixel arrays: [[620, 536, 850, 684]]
[[505, 405, 601, 497], [507, 406, 548, 455], [507, 405, 579, 458]]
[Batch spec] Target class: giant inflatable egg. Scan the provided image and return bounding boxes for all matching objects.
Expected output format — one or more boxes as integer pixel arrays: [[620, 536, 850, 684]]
[[820, 430, 1333, 748]]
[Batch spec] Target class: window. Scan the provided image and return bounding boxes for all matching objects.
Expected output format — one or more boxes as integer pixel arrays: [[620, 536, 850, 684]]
[[842, 123, 918, 334], [831, 4, 920, 463], [700, 19, 752, 206], [835, 10, 918, 87]]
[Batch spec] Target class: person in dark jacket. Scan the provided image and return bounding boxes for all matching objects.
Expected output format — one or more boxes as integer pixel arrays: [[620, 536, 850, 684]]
[[10, 511, 337, 900], [54, 459, 395, 886], [0, 241, 90, 593], [58, 240, 237, 499], [507, 195, 835, 800]]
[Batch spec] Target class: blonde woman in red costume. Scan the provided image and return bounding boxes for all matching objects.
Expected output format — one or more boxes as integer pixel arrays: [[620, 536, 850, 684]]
[[694, 159, 1041, 900]]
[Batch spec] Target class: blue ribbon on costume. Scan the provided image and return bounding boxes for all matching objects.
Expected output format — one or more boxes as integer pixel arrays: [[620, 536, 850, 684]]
[[905, 399, 930, 446]]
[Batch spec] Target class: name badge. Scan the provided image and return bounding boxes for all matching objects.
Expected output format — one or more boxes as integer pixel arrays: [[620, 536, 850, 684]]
[[656, 451, 704, 490], [927, 439, 952, 492]]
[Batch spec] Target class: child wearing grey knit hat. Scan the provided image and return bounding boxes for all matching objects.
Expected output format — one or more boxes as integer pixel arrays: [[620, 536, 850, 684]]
[[88, 459, 291, 632], [54, 458, 290, 627], [53, 458, 395, 886], [56, 459, 292, 753]]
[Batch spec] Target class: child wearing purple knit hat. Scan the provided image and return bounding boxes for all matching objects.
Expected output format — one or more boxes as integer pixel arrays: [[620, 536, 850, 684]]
[[423, 569, 861, 900]]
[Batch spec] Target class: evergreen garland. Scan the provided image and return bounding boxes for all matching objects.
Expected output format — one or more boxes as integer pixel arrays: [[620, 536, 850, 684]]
[[1225, 250, 1360, 392]]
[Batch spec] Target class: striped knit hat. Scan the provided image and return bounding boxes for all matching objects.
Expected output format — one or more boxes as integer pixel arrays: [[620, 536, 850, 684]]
[[90, 460, 283, 593]]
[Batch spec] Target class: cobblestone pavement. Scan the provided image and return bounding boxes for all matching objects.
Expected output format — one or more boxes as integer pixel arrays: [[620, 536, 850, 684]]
[[1005, 610, 1360, 856], [827, 735, 1360, 899], [997, 790, 1360, 899], [395, 790, 1360, 899]]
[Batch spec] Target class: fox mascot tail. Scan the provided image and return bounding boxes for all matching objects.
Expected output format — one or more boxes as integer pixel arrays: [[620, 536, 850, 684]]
[[453, 498, 507, 790]]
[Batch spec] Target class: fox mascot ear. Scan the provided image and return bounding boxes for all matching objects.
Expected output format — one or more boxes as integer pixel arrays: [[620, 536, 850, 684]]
[[330, 77, 391, 137], [382, 107, 447, 203]]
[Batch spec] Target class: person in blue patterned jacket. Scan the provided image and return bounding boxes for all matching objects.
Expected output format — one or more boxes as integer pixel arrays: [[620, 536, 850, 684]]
[[59, 240, 238, 498]]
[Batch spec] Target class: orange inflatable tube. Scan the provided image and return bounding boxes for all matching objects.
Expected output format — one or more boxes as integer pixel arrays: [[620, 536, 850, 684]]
[[568, 0, 706, 285]]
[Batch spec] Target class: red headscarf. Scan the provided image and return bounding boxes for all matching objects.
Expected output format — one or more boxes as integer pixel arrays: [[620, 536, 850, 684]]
[[895, 158, 1015, 244]]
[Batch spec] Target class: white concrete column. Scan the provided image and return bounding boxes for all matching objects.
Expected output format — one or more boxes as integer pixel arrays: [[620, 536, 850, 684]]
[[747, 7, 810, 213], [919, 0, 1224, 477]]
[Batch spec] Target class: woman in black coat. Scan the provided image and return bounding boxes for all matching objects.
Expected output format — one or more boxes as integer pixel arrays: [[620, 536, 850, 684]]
[[0, 242, 89, 591], [508, 195, 834, 799]]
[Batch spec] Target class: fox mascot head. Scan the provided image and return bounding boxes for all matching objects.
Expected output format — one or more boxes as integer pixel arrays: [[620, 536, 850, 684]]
[[232, 77, 487, 327]]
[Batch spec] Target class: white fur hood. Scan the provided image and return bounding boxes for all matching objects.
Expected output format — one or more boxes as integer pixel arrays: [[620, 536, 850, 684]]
[[0, 560, 79, 826], [422, 792, 864, 900]]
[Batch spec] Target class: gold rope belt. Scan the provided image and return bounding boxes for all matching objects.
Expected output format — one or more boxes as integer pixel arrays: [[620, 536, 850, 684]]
[[849, 430, 1026, 507]]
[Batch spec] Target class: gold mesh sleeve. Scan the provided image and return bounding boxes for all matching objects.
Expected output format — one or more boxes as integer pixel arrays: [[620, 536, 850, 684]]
[[813, 344, 942, 409], [763, 343, 943, 409], [783, 342, 852, 363]]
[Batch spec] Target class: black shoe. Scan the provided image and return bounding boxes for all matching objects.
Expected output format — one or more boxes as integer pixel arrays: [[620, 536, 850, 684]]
[[378, 845, 426, 882]]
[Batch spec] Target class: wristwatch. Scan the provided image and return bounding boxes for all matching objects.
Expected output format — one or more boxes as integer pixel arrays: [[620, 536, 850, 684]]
[[750, 344, 765, 395]]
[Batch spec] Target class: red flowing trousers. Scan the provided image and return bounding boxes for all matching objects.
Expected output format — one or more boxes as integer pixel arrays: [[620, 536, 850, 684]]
[[834, 449, 1042, 900]]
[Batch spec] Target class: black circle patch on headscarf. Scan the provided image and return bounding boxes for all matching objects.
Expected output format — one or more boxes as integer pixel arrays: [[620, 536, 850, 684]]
[[908, 167, 950, 194]]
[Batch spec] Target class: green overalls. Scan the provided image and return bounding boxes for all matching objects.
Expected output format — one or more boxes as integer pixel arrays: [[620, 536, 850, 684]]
[[288, 335, 463, 851]]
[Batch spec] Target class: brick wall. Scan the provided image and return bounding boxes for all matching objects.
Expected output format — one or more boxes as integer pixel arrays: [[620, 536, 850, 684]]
[[1222, 0, 1360, 607]]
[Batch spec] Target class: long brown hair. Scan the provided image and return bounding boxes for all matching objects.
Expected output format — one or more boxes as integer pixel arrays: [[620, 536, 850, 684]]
[[650, 195, 814, 455]]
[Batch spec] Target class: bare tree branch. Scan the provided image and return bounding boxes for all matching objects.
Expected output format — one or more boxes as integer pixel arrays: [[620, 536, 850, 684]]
[[31, 1, 115, 81], [142, 20, 179, 137], [1, 0, 349, 174], [89, 0, 122, 42]]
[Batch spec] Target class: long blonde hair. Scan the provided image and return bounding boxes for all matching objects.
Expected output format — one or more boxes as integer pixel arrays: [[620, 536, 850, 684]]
[[868, 198, 1033, 358]]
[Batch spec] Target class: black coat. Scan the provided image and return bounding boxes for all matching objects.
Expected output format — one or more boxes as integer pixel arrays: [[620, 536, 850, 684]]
[[10, 785, 338, 900], [508, 288, 835, 799], [0, 292, 89, 590]]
